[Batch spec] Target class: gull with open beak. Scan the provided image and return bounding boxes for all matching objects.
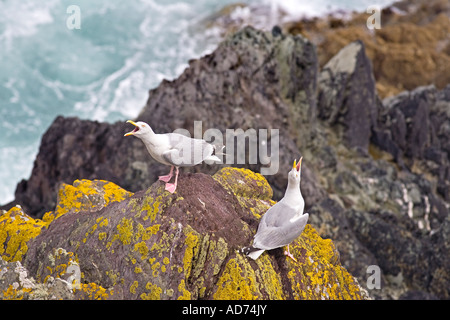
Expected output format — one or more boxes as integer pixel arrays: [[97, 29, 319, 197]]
[[124, 120, 221, 193], [242, 157, 309, 261]]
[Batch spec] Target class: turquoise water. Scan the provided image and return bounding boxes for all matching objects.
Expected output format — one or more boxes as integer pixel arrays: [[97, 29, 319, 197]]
[[0, 0, 394, 204]]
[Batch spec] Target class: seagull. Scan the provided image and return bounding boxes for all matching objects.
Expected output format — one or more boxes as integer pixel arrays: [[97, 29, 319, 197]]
[[242, 157, 309, 261], [124, 120, 221, 193]]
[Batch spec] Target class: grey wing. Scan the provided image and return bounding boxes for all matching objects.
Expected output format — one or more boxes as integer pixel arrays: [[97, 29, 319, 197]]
[[260, 202, 298, 228], [254, 205, 309, 250], [162, 133, 213, 167]]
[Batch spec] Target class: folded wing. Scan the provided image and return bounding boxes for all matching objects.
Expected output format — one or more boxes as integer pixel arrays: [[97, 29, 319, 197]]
[[162, 133, 216, 167], [253, 202, 309, 250]]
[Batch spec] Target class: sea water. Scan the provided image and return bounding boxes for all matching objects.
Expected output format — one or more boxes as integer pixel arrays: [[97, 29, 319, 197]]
[[0, 0, 394, 205]]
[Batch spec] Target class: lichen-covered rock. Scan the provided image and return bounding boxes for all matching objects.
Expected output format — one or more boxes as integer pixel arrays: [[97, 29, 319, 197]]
[[0, 206, 46, 262], [42, 178, 133, 224], [2, 167, 367, 300], [0, 180, 132, 264], [0, 255, 74, 300]]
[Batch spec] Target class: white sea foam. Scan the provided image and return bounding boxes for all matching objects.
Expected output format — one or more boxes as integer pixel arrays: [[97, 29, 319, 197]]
[[0, 0, 57, 48], [0, 144, 38, 204]]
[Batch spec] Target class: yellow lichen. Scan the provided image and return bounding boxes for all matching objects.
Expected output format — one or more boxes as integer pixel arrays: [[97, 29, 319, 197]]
[[75, 283, 112, 300], [286, 224, 364, 300], [141, 195, 163, 222], [213, 256, 258, 300], [254, 254, 285, 299], [115, 217, 134, 245], [177, 279, 191, 300], [0, 206, 46, 262], [134, 241, 149, 260], [183, 231, 199, 279], [213, 167, 273, 200], [140, 281, 162, 300], [42, 180, 132, 226], [130, 281, 139, 294], [1, 284, 32, 300], [99, 218, 109, 228], [101, 180, 133, 204]]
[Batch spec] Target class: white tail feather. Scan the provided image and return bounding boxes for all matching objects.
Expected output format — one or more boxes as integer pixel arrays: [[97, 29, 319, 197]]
[[247, 249, 265, 260], [204, 155, 221, 163]]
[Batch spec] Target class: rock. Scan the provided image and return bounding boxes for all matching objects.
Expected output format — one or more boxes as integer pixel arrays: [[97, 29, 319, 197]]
[[318, 40, 377, 151], [1, 168, 368, 300], [317, 153, 449, 299], [0, 256, 75, 300], [0, 179, 131, 267], [374, 85, 450, 200], [292, 0, 450, 99], [346, 209, 450, 299], [308, 198, 380, 285], [0, 206, 46, 262]]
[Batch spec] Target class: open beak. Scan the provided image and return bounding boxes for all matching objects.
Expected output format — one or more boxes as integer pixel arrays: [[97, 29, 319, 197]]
[[124, 120, 138, 137], [294, 157, 302, 172]]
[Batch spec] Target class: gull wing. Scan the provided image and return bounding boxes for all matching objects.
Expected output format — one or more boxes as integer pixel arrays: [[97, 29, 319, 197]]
[[161, 133, 214, 167], [253, 202, 309, 250]]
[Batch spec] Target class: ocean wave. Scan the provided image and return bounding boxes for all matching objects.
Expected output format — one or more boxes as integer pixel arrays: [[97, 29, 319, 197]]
[[0, 0, 57, 49]]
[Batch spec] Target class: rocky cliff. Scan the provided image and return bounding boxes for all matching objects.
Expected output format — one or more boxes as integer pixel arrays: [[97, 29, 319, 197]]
[[285, 0, 450, 99], [1, 14, 449, 299], [0, 168, 367, 300]]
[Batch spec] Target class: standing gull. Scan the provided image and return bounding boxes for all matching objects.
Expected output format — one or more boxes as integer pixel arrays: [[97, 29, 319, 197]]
[[242, 157, 309, 261], [124, 120, 221, 193]]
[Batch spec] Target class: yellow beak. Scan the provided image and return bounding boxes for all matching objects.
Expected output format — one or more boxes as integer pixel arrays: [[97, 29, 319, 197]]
[[124, 120, 138, 137]]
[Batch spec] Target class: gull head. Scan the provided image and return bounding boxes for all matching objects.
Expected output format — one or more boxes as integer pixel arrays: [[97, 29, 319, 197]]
[[124, 120, 152, 138], [288, 157, 302, 185]]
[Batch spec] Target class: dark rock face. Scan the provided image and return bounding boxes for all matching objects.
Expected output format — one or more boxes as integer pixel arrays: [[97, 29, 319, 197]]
[[318, 40, 377, 151], [2, 26, 449, 299], [373, 85, 450, 200]]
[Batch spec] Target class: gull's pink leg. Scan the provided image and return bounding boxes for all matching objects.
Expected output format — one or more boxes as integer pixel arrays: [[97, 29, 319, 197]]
[[165, 167, 179, 193], [284, 244, 297, 262], [159, 166, 174, 183]]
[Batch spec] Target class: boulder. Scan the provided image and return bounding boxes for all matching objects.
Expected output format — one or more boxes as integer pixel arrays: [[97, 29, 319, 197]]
[[317, 40, 377, 150], [1, 168, 368, 300], [0, 255, 75, 300]]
